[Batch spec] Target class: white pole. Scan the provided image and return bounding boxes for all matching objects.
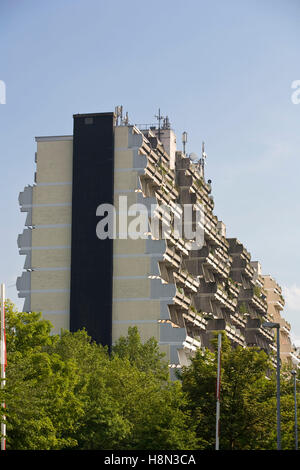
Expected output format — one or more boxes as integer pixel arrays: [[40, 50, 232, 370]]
[[1, 283, 6, 451], [216, 332, 222, 450]]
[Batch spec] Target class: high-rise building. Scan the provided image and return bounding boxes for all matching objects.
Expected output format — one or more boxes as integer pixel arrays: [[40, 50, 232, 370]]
[[263, 275, 300, 367], [17, 110, 298, 371]]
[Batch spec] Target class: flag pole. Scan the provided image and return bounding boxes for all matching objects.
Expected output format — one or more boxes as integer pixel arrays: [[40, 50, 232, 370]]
[[215, 332, 222, 450], [1, 283, 6, 451]]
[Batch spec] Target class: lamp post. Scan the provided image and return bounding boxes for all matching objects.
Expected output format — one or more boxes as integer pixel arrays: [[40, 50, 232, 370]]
[[291, 370, 298, 450], [215, 332, 222, 450], [0, 283, 6, 451], [206, 318, 225, 450], [263, 321, 281, 450]]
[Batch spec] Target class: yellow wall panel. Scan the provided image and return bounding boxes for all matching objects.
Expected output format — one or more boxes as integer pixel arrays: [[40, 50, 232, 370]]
[[114, 126, 129, 148], [32, 226, 71, 246], [31, 249, 71, 268], [31, 292, 70, 312], [33, 185, 72, 204], [112, 300, 160, 322], [31, 270, 70, 291], [113, 257, 149, 277], [113, 278, 150, 299], [112, 322, 159, 344], [42, 313, 70, 334], [32, 206, 72, 226], [36, 140, 73, 183]]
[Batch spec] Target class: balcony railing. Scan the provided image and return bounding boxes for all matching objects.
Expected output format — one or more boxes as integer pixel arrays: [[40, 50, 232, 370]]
[[239, 288, 268, 315], [173, 269, 200, 293], [174, 288, 191, 310]]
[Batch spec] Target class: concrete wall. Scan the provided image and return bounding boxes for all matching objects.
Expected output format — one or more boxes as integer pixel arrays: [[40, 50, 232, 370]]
[[17, 137, 73, 334]]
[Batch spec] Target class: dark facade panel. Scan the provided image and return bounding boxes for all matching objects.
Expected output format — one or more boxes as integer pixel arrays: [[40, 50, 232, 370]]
[[70, 112, 114, 348]]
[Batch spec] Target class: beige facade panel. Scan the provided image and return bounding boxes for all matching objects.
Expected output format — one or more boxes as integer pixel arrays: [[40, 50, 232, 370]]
[[113, 257, 150, 277], [33, 185, 72, 205], [114, 171, 139, 191], [30, 291, 70, 312], [42, 313, 70, 334], [113, 278, 150, 299], [113, 239, 147, 255], [114, 126, 129, 149], [31, 270, 70, 291], [31, 248, 71, 268], [114, 149, 134, 169], [112, 322, 159, 344], [159, 344, 171, 363], [32, 226, 71, 247], [32, 205, 72, 226], [114, 192, 139, 209], [36, 140, 73, 183], [112, 299, 160, 322]]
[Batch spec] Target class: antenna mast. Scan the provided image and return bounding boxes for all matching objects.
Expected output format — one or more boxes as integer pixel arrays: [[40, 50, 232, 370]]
[[0, 283, 6, 451], [155, 108, 164, 141]]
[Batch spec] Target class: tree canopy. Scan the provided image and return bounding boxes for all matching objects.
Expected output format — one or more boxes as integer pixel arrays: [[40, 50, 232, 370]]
[[179, 332, 300, 450], [0, 302, 197, 450], [0, 303, 299, 450]]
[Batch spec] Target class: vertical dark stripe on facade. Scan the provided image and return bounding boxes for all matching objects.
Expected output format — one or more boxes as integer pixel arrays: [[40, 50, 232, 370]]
[[70, 112, 114, 348]]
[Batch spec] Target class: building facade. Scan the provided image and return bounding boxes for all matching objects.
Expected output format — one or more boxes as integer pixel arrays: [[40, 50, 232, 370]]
[[17, 110, 298, 370], [263, 275, 299, 367]]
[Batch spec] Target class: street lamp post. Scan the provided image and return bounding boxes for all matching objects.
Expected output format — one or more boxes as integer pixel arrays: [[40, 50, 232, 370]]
[[263, 321, 281, 450], [291, 370, 298, 451], [215, 332, 222, 450], [206, 318, 226, 451]]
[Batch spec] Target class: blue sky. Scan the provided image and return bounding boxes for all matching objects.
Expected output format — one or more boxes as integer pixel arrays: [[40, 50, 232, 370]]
[[1, 0, 300, 342]]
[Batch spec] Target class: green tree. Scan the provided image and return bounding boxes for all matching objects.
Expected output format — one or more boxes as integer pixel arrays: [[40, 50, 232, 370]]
[[0, 303, 198, 450], [179, 333, 278, 449], [1, 301, 83, 449], [112, 326, 169, 380]]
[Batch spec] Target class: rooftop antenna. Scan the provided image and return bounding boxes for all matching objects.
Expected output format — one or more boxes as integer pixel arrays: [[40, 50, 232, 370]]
[[163, 116, 171, 129], [182, 132, 187, 155], [200, 141, 207, 176], [122, 111, 129, 126], [114, 105, 123, 126], [155, 108, 164, 140]]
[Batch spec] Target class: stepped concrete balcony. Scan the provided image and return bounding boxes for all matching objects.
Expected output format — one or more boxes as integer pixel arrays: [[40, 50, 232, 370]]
[[163, 245, 182, 271], [174, 287, 191, 311], [156, 181, 179, 204], [215, 283, 238, 311], [230, 256, 254, 279], [187, 245, 231, 279], [205, 318, 245, 347], [226, 278, 240, 298], [182, 335, 202, 353], [274, 295, 285, 311], [202, 219, 229, 252], [188, 174, 214, 211], [238, 287, 268, 316], [281, 345, 300, 367], [229, 310, 247, 329], [18, 185, 33, 227], [195, 282, 238, 313], [278, 317, 291, 336], [173, 269, 200, 293], [225, 323, 245, 347], [245, 318, 275, 344], [166, 232, 190, 256], [227, 238, 254, 279], [183, 308, 207, 332]]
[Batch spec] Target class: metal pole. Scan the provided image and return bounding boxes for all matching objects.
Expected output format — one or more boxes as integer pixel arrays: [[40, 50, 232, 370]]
[[276, 326, 281, 451], [0, 283, 6, 451], [292, 371, 298, 450], [216, 332, 222, 450]]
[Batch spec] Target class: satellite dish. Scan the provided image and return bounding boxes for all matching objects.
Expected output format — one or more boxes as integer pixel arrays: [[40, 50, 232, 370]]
[[189, 152, 199, 162]]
